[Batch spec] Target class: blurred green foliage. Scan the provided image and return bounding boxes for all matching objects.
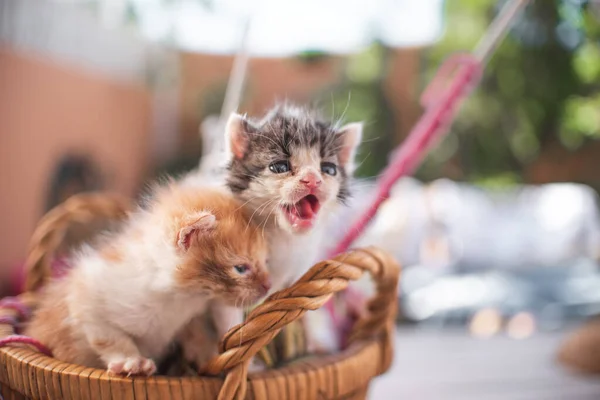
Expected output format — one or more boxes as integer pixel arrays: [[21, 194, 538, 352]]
[[419, 0, 600, 186], [312, 1, 600, 184], [313, 43, 396, 178]]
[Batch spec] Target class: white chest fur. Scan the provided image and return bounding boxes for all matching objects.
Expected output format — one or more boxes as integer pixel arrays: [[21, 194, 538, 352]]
[[74, 248, 210, 360], [267, 226, 325, 292]]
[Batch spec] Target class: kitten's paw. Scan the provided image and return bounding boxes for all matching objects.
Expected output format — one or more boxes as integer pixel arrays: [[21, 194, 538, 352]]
[[108, 356, 157, 377]]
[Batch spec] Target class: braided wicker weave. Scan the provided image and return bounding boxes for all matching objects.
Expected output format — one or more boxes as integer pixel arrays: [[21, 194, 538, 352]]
[[0, 193, 400, 400]]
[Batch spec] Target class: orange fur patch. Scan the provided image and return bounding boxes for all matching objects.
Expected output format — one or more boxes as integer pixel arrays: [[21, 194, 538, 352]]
[[150, 185, 268, 302], [23, 278, 103, 368], [91, 338, 113, 350], [100, 246, 123, 263]]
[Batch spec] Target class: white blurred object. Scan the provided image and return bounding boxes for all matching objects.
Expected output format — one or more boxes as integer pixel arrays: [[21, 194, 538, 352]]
[[328, 178, 600, 326], [196, 115, 229, 181], [303, 308, 340, 353], [339, 179, 600, 271], [118, 0, 445, 55], [402, 270, 531, 321], [0, 0, 152, 83]]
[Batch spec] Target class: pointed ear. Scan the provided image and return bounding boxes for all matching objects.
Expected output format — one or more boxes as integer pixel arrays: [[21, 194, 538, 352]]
[[177, 211, 216, 252], [336, 122, 363, 172], [225, 113, 251, 159]]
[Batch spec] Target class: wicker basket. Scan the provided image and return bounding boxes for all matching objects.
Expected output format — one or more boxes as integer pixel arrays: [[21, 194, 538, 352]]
[[0, 193, 400, 400]]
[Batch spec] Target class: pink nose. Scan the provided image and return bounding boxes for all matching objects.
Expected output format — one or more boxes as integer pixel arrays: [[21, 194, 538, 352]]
[[261, 280, 272, 294], [300, 174, 322, 189]]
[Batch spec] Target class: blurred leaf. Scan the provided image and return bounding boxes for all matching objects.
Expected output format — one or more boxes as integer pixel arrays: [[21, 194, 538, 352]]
[[582, 3, 600, 38], [510, 111, 540, 162], [418, 0, 598, 188], [472, 172, 521, 189], [496, 65, 525, 99], [561, 95, 600, 139], [315, 45, 395, 178], [573, 41, 600, 83], [346, 44, 384, 84], [296, 50, 330, 64]]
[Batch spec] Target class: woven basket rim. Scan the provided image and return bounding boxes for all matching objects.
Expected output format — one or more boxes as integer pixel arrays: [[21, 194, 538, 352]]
[[2, 192, 401, 399], [0, 337, 386, 399], [0, 338, 378, 383]]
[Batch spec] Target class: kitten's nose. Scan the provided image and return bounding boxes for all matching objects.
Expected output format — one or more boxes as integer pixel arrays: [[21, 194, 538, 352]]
[[261, 280, 272, 294], [300, 173, 322, 189]]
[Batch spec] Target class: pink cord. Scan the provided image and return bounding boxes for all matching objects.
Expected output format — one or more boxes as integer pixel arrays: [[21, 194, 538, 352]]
[[326, 54, 483, 342], [0, 316, 17, 326], [331, 54, 481, 256], [0, 297, 31, 320], [0, 297, 53, 357], [0, 335, 53, 357]]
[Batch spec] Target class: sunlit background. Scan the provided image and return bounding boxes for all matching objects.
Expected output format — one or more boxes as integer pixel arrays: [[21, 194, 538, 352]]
[[2, 0, 600, 398]]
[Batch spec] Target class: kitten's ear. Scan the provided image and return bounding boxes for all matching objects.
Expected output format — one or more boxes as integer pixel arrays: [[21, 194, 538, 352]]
[[336, 122, 363, 172], [177, 211, 216, 252], [225, 113, 251, 159]]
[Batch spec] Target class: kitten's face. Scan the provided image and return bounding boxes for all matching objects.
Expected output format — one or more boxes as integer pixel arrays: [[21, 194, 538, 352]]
[[225, 106, 362, 234], [171, 192, 270, 306]]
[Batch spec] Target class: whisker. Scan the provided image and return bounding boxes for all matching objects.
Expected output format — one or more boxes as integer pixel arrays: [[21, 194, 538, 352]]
[[337, 91, 352, 128], [330, 92, 336, 124], [245, 199, 274, 232], [354, 151, 372, 171], [250, 198, 279, 231], [260, 197, 281, 239], [250, 132, 281, 149], [233, 195, 261, 213]]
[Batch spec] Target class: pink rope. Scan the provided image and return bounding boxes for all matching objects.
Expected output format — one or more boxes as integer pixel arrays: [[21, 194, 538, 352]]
[[0, 297, 31, 321], [0, 335, 53, 357], [325, 54, 483, 343], [330, 54, 482, 256], [0, 297, 53, 357], [0, 316, 17, 326]]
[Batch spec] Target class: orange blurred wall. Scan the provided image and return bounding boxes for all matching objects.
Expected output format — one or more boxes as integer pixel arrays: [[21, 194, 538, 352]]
[[0, 48, 151, 270], [177, 52, 345, 157], [178, 50, 422, 157]]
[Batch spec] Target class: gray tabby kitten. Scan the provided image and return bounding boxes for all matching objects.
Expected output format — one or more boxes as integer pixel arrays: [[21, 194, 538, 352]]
[[224, 104, 362, 291], [182, 103, 362, 360]]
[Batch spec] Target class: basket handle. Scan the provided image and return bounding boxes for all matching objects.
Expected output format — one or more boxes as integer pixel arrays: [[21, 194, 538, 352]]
[[203, 247, 401, 400], [24, 192, 131, 292]]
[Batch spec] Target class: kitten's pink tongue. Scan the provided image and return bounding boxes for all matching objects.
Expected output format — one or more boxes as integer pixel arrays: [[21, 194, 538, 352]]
[[284, 194, 321, 230], [296, 197, 315, 218]]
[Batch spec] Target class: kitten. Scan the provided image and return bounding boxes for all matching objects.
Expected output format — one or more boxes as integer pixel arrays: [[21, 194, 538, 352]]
[[185, 104, 362, 353], [224, 105, 362, 289], [24, 184, 270, 376]]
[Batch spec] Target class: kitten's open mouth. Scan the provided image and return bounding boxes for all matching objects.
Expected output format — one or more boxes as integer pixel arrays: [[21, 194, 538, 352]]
[[281, 194, 321, 230]]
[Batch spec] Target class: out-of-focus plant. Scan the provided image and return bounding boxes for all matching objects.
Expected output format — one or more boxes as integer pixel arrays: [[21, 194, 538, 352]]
[[311, 43, 396, 178], [418, 0, 600, 188]]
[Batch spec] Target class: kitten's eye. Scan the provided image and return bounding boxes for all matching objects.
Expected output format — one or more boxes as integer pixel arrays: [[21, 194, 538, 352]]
[[269, 160, 291, 174], [234, 264, 250, 275], [321, 162, 337, 176]]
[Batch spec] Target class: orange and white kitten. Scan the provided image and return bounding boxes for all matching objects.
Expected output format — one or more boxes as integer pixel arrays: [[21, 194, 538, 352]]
[[184, 104, 362, 354], [25, 184, 270, 376]]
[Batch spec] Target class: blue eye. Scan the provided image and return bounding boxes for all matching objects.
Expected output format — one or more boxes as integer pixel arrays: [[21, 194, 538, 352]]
[[234, 265, 249, 274], [269, 160, 291, 174], [321, 162, 337, 176]]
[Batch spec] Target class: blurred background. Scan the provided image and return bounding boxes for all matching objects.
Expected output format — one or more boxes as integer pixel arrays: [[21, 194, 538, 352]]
[[2, 0, 600, 398]]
